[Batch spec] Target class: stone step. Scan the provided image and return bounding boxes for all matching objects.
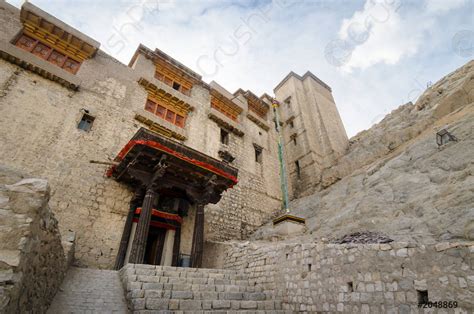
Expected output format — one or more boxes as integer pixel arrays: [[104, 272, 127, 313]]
[[131, 299, 283, 311], [120, 264, 284, 313], [123, 264, 243, 275], [135, 311, 291, 314], [48, 267, 128, 313], [126, 281, 263, 293], [122, 265, 248, 280], [128, 289, 269, 301]]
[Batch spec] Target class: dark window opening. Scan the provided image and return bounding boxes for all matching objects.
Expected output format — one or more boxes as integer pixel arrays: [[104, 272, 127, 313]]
[[78, 113, 95, 132], [293, 136, 297, 145], [286, 253, 289, 259], [308, 264, 312, 271], [289, 121, 294, 128], [295, 160, 301, 178], [220, 129, 229, 145], [348, 282, 354, 292], [284, 96, 291, 106], [417, 290, 428, 305], [254, 145, 263, 164], [172, 82, 181, 91]]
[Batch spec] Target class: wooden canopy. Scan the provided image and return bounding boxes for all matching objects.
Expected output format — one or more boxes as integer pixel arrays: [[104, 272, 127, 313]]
[[107, 128, 238, 204]]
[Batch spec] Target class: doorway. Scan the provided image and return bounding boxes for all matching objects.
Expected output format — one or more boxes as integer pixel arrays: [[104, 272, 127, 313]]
[[144, 226, 167, 265]]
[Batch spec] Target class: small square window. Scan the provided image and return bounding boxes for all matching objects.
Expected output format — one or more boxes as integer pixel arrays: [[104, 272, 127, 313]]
[[165, 110, 175, 123], [155, 72, 165, 81], [181, 86, 191, 96], [172, 82, 181, 91], [254, 145, 263, 164], [164, 76, 173, 86], [175, 115, 185, 128], [417, 290, 428, 305], [32, 42, 51, 60], [220, 129, 229, 145], [145, 99, 157, 114], [15, 34, 37, 51], [78, 113, 95, 132], [48, 50, 67, 67], [62, 58, 80, 74], [156, 105, 166, 118]]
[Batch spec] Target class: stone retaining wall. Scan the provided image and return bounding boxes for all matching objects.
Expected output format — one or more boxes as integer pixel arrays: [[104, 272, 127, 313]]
[[216, 240, 474, 312], [0, 166, 67, 313]]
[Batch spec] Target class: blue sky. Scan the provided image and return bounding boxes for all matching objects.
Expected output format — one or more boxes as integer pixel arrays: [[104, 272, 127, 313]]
[[7, 0, 473, 136]]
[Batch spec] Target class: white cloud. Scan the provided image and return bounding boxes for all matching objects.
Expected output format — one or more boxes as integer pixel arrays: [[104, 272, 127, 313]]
[[424, 0, 467, 14], [336, 0, 469, 72]]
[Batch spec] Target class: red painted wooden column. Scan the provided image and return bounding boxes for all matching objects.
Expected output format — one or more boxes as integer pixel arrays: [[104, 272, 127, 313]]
[[129, 188, 157, 264], [190, 203, 205, 268]]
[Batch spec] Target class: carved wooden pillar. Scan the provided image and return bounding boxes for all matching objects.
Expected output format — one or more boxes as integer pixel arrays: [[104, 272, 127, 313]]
[[128, 157, 167, 264], [129, 187, 157, 264], [114, 188, 144, 270], [190, 203, 205, 268], [172, 226, 181, 267], [171, 198, 182, 267]]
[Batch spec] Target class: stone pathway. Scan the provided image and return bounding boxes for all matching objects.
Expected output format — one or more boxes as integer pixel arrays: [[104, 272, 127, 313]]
[[48, 267, 128, 314]]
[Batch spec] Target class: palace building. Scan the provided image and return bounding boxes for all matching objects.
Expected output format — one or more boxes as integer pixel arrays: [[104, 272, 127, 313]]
[[0, 1, 348, 269]]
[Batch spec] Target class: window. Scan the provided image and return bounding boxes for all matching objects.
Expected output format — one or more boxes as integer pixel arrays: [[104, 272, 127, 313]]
[[293, 136, 297, 146], [145, 100, 156, 113], [284, 96, 291, 106], [172, 82, 181, 91], [165, 110, 175, 123], [289, 121, 294, 128], [417, 290, 428, 305], [348, 282, 354, 292], [175, 115, 185, 128], [78, 113, 95, 132], [220, 129, 229, 145], [295, 160, 301, 178], [144, 98, 186, 128], [155, 71, 192, 96], [156, 105, 166, 118], [254, 145, 263, 163], [15, 34, 82, 74]]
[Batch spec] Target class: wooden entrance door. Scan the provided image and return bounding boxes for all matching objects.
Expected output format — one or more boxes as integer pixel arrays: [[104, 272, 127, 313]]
[[144, 227, 167, 265]]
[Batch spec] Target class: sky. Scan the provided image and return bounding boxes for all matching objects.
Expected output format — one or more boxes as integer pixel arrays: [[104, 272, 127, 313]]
[[7, 0, 474, 137]]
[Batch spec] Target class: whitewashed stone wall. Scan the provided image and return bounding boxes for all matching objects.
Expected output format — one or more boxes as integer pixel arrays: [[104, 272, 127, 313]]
[[216, 240, 474, 312]]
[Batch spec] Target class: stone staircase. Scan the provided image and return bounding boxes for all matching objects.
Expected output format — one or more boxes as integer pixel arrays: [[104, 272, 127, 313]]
[[48, 267, 128, 313], [120, 264, 286, 313]]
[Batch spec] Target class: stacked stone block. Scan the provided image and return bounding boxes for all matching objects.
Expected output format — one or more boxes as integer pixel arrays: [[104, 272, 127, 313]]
[[119, 264, 286, 313], [0, 166, 67, 313], [218, 240, 474, 312]]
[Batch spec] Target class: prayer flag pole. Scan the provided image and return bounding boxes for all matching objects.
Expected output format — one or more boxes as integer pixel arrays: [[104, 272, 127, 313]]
[[272, 99, 290, 213]]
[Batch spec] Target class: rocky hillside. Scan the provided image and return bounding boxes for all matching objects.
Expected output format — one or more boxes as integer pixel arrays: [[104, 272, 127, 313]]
[[252, 60, 474, 243]]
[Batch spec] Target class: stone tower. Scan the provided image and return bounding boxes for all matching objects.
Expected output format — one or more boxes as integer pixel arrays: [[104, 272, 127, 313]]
[[274, 71, 348, 198]]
